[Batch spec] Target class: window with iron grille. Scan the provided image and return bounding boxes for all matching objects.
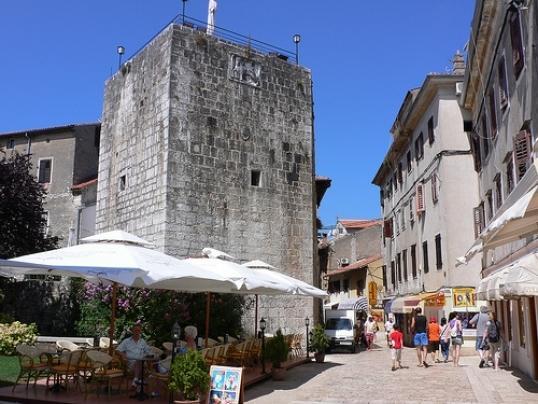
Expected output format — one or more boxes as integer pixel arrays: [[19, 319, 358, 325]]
[[411, 244, 417, 278], [38, 159, 52, 184], [422, 241, 429, 274], [494, 174, 503, 211], [402, 249, 408, 280], [435, 234, 442, 269], [509, 9, 525, 79], [427, 117, 434, 145], [415, 133, 424, 161]]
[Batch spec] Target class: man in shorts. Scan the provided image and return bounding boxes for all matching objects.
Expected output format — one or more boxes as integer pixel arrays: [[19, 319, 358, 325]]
[[411, 307, 429, 367]]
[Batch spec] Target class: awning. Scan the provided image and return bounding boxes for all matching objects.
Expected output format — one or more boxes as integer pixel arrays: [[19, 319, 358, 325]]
[[338, 296, 369, 311], [391, 296, 421, 314], [459, 161, 538, 263], [477, 268, 510, 301], [500, 251, 538, 298]]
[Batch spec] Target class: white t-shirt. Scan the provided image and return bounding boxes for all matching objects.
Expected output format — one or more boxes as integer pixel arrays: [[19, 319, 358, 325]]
[[117, 336, 150, 360], [385, 321, 394, 334], [365, 320, 377, 334]]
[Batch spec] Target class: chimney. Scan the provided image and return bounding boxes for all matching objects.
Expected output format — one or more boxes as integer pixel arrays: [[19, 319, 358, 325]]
[[452, 50, 465, 75]]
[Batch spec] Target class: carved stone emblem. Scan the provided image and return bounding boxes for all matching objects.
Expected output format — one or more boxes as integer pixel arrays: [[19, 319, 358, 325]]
[[229, 54, 261, 87]]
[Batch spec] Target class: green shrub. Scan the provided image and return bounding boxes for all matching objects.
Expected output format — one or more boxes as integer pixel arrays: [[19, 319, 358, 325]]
[[264, 328, 289, 368], [169, 350, 210, 400], [310, 323, 330, 353], [0, 321, 37, 355]]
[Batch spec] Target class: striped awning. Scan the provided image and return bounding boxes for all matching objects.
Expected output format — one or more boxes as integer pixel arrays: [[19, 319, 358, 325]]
[[338, 296, 369, 311]]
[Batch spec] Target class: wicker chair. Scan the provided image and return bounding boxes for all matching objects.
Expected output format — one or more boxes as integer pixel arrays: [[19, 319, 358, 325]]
[[84, 350, 125, 398], [12, 344, 51, 392], [56, 340, 80, 352], [49, 349, 83, 390]]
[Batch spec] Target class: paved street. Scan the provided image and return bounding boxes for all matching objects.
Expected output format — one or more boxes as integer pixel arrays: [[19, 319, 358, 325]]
[[246, 345, 538, 403]]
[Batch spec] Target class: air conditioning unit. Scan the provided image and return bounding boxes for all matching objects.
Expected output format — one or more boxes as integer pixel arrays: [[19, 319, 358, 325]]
[[340, 258, 350, 266]]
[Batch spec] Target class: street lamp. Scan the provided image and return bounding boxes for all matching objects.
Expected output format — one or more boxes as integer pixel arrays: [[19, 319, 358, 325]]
[[305, 317, 310, 359], [117, 45, 125, 70], [259, 318, 267, 374], [169, 322, 181, 404], [292, 34, 301, 65], [182, 0, 188, 24]]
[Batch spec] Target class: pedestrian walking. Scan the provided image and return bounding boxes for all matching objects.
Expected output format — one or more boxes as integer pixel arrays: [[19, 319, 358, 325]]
[[427, 317, 441, 363], [439, 317, 451, 363], [364, 316, 378, 350], [389, 323, 403, 371], [469, 305, 490, 368], [449, 312, 464, 367], [411, 307, 429, 367], [385, 316, 394, 347], [484, 311, 502, 371]]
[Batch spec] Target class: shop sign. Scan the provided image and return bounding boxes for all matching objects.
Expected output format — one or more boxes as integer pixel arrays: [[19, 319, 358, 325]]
[[424, 293, 445, 307], [453, 288, 475, 307], [368, 281, 377, 304]]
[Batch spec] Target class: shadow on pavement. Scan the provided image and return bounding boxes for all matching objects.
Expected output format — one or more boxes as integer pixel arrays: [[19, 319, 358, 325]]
[[511, 368, 538, 393], [245, 361, 342, 401]]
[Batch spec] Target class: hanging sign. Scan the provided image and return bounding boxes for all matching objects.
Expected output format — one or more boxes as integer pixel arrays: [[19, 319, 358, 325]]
[[453, 288, 475, 307]]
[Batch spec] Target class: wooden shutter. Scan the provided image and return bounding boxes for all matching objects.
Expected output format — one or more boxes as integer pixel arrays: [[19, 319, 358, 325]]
[[513, 129, 532, 181], [416, 183, 425, 213], [383, 218, 393, 238], [473, 206, 483, 239]]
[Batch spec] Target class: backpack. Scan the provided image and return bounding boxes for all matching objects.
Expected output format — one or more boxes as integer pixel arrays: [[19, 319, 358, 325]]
[[488, 320, 499, 342], [450, 320, 460, 337]]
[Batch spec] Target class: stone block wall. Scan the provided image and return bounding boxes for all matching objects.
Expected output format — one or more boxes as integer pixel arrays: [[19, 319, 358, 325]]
[[97, 24, 316, 336]]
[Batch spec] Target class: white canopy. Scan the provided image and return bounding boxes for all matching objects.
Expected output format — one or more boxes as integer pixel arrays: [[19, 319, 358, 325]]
[[500, 251, 538, 298], [477, 268, 510, 301]]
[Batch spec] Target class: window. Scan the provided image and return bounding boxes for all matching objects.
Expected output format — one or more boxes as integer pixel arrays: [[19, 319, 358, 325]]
[[406, 150, 412, 173], [251, 170, 261, 186], [473, 203, 485, 238], [390, 261, 396, 289], [396, 252, 402, 283], [498, 55, 509, 112], [435, 234, 442, 269], [38, 159, 52, 184], [402, 249, 408, 280], [382, 265, 387, 289], [409, 196, 415, 223], [416, 183, 425, 214], [506, 155, 515, 195], [397, 162, 403, 184], [488, 88, 498, 139], [415, 133, 424, 161], [486, 190, 493, 221], [470, 133, 482, 172], [395, 212, 400, 235], [431, 174, 438, 203], [518, 299, 526, 348], [328, 281, 341, 294], [380, 189, 385, 208], [383, 218, 393, 238], [513, 129, 533, 181], [422, 241, 429, 274], [427, 117, 434, 144], [393, 173, 398, 192], [481, 115, 490, 162], [7, 139, 15, 149], [400, 209, 406, 232], [411, 244, 417, 278], [119, 175, 126, 191], [510, 10, 525, 79], [494, 174, 503, 211]]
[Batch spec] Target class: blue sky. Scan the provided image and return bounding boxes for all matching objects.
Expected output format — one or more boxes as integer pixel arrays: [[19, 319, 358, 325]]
[[0, 1, 474, 227]]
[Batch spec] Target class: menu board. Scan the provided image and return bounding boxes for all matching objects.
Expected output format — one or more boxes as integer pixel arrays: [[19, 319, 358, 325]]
[[209, 365, 243, 404]]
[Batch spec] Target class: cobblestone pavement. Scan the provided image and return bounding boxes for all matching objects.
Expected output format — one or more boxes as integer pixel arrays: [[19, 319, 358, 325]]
[[246, 344, 538, 403]]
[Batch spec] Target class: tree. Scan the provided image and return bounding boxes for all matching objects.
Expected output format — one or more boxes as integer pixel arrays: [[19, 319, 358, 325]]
[[0, 152, 59, 258]]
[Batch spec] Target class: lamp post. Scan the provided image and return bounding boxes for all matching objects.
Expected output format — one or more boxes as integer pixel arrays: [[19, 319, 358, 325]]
[[293, 34, 301, 65], [182, 0, 188, 24], [259, 318, 267, 374], [305, 317, 310, 359], [169, 322, 181, 404], [117, 45, 125, 70]]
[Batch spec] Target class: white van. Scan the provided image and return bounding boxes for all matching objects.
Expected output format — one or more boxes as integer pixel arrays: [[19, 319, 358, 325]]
[[324, 309, 356, 353]]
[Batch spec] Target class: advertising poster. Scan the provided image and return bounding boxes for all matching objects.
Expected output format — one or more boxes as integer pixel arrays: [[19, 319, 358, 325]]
[[453, 287, 475, 307], [209, 365, 242, 404]]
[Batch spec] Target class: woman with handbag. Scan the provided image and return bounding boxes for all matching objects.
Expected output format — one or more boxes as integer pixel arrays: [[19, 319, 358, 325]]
[[439, 317, 451, 363], [449, 312, 463, 366]]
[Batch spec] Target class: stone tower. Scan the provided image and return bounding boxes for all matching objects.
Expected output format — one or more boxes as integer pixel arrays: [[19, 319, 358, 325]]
[[96, 24, 316, 334]]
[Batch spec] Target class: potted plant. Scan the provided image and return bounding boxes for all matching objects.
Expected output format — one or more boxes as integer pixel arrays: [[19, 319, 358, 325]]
[[310, 324, 330, 363], [263, 328, 289, 380], [169, 350, 210, 403]]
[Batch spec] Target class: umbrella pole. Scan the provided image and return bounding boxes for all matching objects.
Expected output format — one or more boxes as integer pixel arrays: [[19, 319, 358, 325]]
[[108, 282, 118, 356], [205, 292, 211, 348], [254, 294, 258, 336]]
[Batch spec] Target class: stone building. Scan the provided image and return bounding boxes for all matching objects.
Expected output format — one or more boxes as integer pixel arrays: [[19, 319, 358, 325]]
[[96, 24, 316, 335], [460, 0, 538, 380], [372, 56, 482, 345], [0, 123, 100, 246]]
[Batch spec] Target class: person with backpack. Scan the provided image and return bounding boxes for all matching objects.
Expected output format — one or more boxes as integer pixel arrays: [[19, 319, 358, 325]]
[[484, 311, 502, 370], [469, 305, 491, 368]]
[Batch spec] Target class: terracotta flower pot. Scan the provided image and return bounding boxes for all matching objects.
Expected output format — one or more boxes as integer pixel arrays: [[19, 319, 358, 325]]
[[271, 366, 286, 381], [314, 352, 325, 363]]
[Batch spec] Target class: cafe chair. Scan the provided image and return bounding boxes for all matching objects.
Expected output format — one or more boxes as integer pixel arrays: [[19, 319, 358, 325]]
[[56, 340, 80, 352], [49, 349, 83, 390], [12, 344, 51, 392], [84, 350, 125, 398]]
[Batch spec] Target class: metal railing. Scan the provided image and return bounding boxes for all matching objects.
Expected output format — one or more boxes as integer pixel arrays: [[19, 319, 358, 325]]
[[122, 13, 297, 70]]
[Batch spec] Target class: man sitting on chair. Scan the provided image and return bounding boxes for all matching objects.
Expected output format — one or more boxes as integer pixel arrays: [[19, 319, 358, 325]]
[[117, 323, 151, 387]]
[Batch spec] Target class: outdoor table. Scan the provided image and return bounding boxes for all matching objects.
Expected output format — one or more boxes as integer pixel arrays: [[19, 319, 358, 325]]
[[131, 355, 157, 401]]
